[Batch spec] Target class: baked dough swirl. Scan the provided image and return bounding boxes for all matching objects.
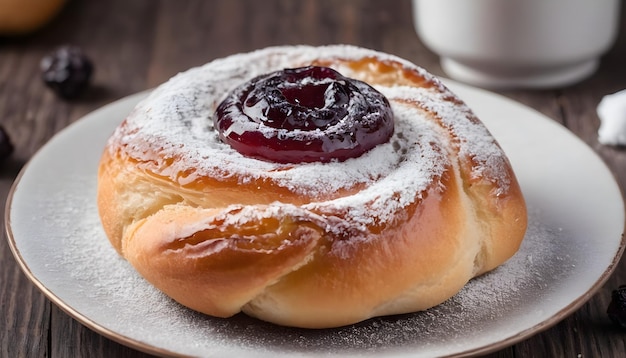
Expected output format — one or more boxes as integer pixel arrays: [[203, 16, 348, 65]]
[[97, 45, 527, 328]]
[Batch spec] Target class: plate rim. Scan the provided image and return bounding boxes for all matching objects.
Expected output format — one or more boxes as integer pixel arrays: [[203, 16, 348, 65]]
[[3, 91, 186, 358], [5, 84, 626, 357]]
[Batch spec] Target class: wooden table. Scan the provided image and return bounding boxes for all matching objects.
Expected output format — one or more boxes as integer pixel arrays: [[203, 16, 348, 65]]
[[2, 1, 626, 356]]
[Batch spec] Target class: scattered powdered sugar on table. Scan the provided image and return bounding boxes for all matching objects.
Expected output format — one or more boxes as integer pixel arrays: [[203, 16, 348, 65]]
[[57, 195, 573, 356]]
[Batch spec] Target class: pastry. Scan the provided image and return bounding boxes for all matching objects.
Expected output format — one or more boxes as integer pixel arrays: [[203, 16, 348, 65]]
[[97, 45, 527, 328]]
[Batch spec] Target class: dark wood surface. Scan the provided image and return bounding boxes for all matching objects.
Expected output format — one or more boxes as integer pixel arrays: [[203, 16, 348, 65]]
[[2, 0, 626, 357]]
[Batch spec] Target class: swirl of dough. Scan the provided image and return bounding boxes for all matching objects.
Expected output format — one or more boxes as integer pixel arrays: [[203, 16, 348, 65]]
[[97, 45, 527, 328]]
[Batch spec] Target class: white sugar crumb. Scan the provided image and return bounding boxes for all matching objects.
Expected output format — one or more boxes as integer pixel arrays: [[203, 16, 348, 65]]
[[597, 89, 626, 145]]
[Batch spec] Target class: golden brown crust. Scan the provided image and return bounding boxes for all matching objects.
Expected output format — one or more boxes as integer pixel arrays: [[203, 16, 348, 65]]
[[97, 45, 527, 328]]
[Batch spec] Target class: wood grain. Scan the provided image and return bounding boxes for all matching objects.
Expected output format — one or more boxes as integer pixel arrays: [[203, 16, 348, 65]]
[[2, 0, 626, 357]]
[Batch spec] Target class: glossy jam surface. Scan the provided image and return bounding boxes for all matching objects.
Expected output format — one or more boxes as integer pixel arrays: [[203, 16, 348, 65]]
[[215, 66, 394, 163]]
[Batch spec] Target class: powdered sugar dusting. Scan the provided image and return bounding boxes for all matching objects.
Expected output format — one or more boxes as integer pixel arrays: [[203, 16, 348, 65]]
[[305, 100, 448, 228], [110, 45, 513, 217], [57, 197, 567, 357], [383, 85, 512, 193], [12, 45, 612, 355]]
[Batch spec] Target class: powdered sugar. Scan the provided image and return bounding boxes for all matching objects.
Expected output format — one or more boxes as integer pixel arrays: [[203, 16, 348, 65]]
[[57, 199, 565, 357], [383, 85, 512, 192], [109, 45, 512, 224], [304, 100, 448, 228], [11, 48, 616, 355]]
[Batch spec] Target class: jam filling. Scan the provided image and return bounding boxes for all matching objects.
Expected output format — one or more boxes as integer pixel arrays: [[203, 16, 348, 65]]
[[214, 66, 394, 163]]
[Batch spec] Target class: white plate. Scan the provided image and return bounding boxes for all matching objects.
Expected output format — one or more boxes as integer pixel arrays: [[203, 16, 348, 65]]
[[6, 81, 625, 357]]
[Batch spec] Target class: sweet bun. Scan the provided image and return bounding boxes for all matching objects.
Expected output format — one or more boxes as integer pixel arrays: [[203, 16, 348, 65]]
[[97, 45, 527, 328]]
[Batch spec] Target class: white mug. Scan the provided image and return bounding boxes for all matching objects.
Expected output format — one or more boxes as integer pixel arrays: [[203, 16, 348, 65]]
[[413, 0, 621, 88]]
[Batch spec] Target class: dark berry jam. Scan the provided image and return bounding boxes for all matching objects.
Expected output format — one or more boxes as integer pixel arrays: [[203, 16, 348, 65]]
[[215, 66, 394, 163]]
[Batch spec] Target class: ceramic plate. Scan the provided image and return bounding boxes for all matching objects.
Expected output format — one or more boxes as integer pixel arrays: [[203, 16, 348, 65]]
[[6, 81, 625, 357]]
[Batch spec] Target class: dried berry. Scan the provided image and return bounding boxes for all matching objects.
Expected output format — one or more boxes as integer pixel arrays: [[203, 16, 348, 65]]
[[0, 125, 14, 161], [40, 45, 94, 99], [607, 285, 626, 328]]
